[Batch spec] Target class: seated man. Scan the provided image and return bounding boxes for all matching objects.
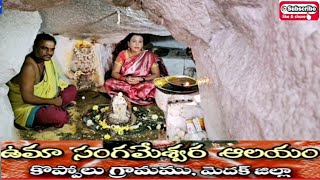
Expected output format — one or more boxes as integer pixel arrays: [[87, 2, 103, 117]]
[[7, 33, 77, 129]]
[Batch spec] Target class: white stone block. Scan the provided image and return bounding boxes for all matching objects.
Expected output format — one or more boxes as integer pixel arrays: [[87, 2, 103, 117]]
[[165, 96, 204, 140]]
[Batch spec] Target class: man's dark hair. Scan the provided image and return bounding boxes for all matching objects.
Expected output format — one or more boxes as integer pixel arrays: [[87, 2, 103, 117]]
[[33, 33, 56, 51]]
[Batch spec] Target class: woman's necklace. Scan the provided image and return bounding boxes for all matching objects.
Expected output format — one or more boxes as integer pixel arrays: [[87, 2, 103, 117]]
[[127, 49, 141, 58]]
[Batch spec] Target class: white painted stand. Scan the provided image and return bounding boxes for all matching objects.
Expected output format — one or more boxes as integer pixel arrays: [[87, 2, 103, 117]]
[[155, 89, 204, 140]]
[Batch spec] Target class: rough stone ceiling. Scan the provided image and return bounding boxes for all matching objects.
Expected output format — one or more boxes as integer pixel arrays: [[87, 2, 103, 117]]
[[4, 0, 170, 43]]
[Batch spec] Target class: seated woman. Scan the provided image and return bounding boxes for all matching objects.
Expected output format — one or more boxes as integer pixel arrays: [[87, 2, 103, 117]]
[[104, 33, 167, 105]]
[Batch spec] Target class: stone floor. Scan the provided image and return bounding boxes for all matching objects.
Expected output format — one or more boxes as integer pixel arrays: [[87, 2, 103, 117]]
[[18, 90, 166, 141]]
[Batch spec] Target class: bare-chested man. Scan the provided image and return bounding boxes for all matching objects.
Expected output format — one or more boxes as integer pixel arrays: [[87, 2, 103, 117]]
[[7, 33, 77, 129]]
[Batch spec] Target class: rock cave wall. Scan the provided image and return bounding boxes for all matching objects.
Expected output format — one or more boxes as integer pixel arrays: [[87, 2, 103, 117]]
[[141, 0, 320, 139], [0, 10, 42, 140]]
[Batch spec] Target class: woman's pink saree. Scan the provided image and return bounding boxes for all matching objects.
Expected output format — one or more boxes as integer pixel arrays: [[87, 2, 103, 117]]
[[105, 50, 162, 105]]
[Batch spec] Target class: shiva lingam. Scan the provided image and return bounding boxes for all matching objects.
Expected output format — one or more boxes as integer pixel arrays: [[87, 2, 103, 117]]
[[108, 92, 136, 125]]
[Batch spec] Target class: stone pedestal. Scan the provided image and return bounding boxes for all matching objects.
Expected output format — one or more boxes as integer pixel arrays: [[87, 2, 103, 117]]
[[155, 89, 203, 139]]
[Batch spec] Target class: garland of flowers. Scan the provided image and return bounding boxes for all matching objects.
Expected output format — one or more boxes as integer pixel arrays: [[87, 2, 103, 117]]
[[82, 105, 165, 140], [72, 41, 96, 79]]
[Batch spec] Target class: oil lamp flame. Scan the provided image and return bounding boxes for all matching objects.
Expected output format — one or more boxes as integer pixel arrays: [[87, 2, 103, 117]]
[[184, 82, 190, 86]]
